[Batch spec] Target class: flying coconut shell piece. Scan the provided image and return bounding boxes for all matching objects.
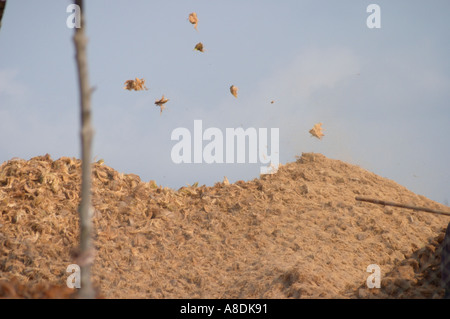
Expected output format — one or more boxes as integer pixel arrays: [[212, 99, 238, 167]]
[[188, 12, 198, 31], [124, 78, 148, 91], [155, 95, 169, 115], [230, 85, 238, 98], [194, 42, 204, 52], [309, 122, 325, 139]]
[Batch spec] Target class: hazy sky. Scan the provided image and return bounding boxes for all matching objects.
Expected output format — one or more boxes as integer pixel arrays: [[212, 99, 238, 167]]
[[0, 1, 449, 205]]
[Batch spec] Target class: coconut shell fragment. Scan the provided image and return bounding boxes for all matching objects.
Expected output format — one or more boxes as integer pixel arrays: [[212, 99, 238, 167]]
[[230, 85, 238, 98], [309, 122, 325, 139], [194, 42, 204, 52]]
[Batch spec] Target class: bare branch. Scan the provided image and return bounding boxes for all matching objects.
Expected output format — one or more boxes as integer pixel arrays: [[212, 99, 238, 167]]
[[355, 196, 450, 217], [73, 0, 95, 299]]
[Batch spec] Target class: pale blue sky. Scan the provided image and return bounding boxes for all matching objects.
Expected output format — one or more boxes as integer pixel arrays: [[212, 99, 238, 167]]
[[0, 1, 449, 204]]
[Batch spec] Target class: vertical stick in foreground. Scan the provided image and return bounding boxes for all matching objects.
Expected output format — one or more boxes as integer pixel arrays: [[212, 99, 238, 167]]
[[73, 0, 95, 299]]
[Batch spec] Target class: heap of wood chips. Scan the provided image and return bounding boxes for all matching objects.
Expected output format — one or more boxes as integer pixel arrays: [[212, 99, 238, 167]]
[[0, 153, 449, 298]]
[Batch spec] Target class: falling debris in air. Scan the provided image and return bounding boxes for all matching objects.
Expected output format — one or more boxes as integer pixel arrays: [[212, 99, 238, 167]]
[[123, 78, 148, 91], [270, 100, 275, 104], [194, 42, 204, 52], [230, 85, 238, 98], [309, 123, 325, 139], [155, 95, 169, 115], [188, 12, 198, 31]]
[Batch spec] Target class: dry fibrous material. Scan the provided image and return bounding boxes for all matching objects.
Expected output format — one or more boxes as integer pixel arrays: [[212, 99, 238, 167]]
[[123, 78, 149, 91], [188, 12, 198, 31], [0, 278, 79, 299], [309, 122, 324, 139], [155, 95, 169, 114], [1, 153, 448, 299]]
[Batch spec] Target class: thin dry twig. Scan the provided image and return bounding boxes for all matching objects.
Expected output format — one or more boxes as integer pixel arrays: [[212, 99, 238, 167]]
[[355, 196, 450, 217], [73, 0, 95, 299]]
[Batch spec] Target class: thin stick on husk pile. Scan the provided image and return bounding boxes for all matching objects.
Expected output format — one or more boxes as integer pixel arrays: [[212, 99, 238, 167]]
[[355, 196, 450, 217], [73, 0, 95, 299]]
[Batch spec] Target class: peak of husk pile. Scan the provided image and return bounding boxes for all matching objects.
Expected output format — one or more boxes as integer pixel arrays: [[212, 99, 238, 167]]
[[0, 153, 449, 298]]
